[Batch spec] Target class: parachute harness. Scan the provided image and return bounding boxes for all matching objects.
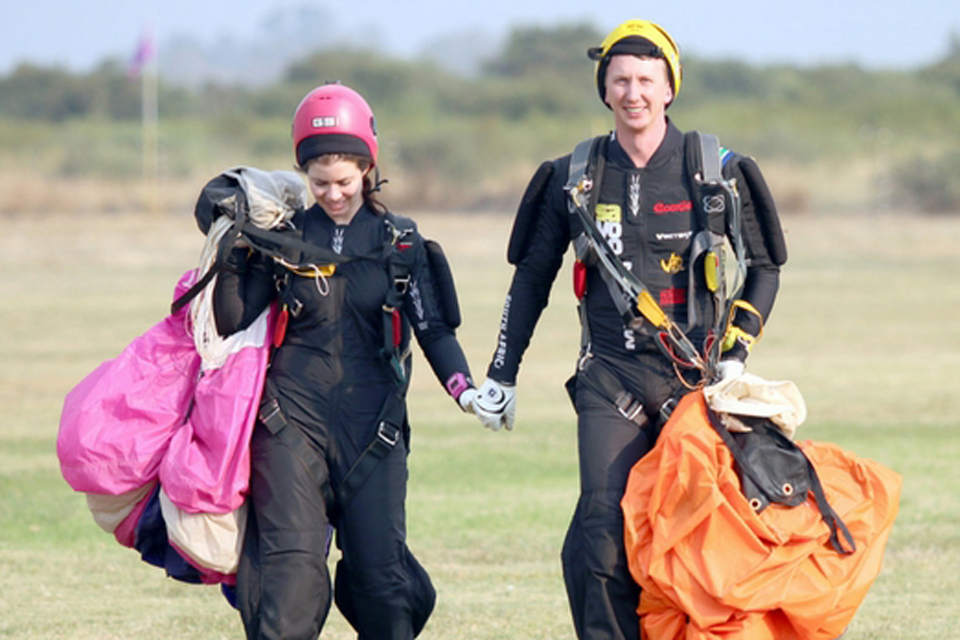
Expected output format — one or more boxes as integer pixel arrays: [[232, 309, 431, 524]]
[[566, 133, 752, 388]]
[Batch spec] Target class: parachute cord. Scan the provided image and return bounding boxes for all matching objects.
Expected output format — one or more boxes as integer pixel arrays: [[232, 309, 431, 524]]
[[673, 361, 708, 391], [188, 215, 233, 370], [313, 268, 330, 297]]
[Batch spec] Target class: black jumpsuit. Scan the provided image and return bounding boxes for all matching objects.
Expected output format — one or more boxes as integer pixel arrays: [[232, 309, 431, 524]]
[[215, 204, 472, 640], [487, 121, 785, 640]]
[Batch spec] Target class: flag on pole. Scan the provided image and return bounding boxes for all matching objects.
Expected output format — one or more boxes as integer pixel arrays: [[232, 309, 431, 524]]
[[127, 28, 155, 79]]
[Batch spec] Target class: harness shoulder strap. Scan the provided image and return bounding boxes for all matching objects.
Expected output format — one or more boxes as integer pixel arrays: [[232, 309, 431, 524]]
[[566, 134, 609, 240], [329, 214, 418, 510], [564, 134, 703, 377], [566, 135, 611, 346], [380, 213, 417, 386], [383, 212, 417, 281], [565, 134, 668, 332], [683, 130, 751, 372], [684, 130, 727, 236], [699, 132, 723, 182], [566, 136, 599, 191]]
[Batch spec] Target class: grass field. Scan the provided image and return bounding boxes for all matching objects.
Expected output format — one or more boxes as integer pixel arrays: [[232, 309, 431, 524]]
[[1, 208, 958, 639]]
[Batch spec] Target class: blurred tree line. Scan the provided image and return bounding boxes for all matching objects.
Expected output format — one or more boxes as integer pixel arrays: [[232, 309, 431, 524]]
[[2, 23, 959, 213]]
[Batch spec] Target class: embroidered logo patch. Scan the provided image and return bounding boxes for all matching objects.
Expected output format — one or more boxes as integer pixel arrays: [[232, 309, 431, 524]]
[[653, 200, 693, 214], [703, 194, 725, 214], [659, 287, 687, 306], [595, 204, 622, 223], [660, 252, 684, 274]]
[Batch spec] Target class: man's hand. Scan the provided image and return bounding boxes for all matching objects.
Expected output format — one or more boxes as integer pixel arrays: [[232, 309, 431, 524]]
[[473, 378, 517, 431], [716, 359, 745, 381]]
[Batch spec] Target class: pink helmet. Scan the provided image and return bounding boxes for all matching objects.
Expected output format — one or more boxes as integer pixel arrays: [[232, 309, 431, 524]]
[[292, 82, 378, 168]]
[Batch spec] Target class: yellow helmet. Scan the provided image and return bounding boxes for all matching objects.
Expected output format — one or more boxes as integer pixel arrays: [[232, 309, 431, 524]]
[[588, 19, 683, 104]]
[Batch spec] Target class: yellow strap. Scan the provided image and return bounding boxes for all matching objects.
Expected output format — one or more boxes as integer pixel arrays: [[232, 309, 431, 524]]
[[637, 290, 668, 328], [286, 263, 336, 278], [721, 299, 764, 352]]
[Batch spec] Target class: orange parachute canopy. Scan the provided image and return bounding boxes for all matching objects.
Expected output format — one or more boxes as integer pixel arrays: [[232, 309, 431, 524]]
[[622, 391, 901, 640]]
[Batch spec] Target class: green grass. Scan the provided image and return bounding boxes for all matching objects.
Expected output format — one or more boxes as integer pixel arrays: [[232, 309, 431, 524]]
[[1, 209, 958, 638]]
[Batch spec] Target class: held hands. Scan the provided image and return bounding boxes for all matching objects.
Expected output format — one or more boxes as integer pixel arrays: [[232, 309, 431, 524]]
[[470, 378, 517, 431], [458, 387, 478, 413]]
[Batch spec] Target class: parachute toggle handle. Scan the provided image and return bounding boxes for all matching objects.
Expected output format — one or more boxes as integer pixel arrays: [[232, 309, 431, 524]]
[[722, 299, 764, 354]]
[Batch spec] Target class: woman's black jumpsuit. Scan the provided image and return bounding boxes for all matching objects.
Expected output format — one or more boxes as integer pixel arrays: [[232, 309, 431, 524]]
[[214, 204, 472, 640]]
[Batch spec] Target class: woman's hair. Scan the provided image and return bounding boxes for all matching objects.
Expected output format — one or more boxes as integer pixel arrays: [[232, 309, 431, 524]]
[[301, 153, 387, 215]]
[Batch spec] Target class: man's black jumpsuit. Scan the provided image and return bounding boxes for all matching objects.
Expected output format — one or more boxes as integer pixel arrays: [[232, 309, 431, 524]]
[[215, 204, 472, 640], [487, 121, 786, 640]]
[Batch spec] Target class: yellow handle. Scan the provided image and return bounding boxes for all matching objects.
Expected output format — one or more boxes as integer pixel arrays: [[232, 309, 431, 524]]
[[721, 299, 764, 353], [637, 290, 668, 328], [704, 251, 720, 292]]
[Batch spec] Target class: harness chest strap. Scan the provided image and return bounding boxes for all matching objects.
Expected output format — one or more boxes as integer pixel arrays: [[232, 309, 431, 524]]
[[566, 132, 753, 377], [265, 216, 415, 381]]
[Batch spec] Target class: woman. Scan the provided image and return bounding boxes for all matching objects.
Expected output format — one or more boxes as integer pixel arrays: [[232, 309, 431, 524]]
[[214, 83, 477, 640]]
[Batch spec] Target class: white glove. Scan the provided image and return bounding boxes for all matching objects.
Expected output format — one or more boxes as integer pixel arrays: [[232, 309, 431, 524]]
[[716, 359, 745, 382], [473, 378, 517, 431], [458, 387, 478, 414]]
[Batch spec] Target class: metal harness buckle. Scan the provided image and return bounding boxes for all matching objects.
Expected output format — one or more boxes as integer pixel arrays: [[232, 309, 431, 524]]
[[614, 391, 644, 423], [393, 274, 410, 295], [258, 398, 289, 434], [377, 421, 400, 447]]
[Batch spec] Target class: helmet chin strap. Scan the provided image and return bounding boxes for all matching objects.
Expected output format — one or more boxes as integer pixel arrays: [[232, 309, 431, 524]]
[[369, 166, 388, 193]]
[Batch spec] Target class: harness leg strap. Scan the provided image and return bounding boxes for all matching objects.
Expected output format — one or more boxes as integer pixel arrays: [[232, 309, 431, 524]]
[[258, 398, 336, 511]]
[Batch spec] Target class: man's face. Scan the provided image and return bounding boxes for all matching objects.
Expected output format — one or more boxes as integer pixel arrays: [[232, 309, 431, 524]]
[[603, 55, 674, 135]]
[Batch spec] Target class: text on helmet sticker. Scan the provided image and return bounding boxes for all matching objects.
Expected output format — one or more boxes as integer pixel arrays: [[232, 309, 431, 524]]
[[311, 116, 339, 129]]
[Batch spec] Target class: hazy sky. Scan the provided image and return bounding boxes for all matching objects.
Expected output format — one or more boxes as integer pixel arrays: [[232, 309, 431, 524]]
[[2, 0, 958, 74]]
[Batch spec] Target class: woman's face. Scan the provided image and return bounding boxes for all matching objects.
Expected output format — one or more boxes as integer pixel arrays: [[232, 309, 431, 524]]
[[306, 156, 368, 224]]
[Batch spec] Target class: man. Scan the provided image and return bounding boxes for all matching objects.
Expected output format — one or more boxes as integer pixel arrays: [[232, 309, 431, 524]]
[[467, 19, 787, 640]]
